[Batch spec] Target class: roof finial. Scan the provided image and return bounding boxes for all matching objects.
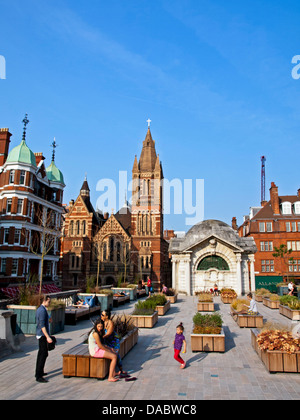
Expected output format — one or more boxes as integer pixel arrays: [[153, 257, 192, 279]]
[[22, 113, 29, 142], [147, 118, 151, 128], [51, 137, 58, 162]]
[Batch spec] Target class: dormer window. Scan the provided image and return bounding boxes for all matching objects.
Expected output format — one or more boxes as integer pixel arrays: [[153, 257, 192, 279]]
[[294, 201, 300, 215], [281, 201, 292, 214]]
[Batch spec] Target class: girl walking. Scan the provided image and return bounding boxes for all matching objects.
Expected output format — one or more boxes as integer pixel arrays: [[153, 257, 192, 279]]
[[173, 322, 186, 369]]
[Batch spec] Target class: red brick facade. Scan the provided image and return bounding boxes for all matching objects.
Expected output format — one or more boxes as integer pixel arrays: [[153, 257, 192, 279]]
[[238, 182, 300, 284], [61, 128, 171, 291]]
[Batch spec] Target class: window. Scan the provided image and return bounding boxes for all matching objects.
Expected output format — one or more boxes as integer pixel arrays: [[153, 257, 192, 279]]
[[82, 220, 86, 236], [4, 228, 9, 244], [259, 222, 265, 232], [292, 222, 297, 232], [260, 241, 273, 251], [76, 220, 80, 235], [17, 199, 23, 214], [11, 259, 18, 275], [19, 170, 25, 185], [266, 222, 272, 232], [261, 260, 274, 272], [288, 260, 300, 272], [69, 221, 74, 236], [14, 229, 21, 244], [197, 256, 230, 271], [1, 258, 6, 274], [282, 202, 292, 214], [294, 202, 300, 214], [6, 198, 12, 213], [9, 170, 15, 184], [287, 241, 300, 251], [286, 222, 291, 232]]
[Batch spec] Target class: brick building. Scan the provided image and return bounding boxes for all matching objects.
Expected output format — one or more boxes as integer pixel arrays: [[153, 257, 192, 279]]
[[61, 126, 172, 291], [0, 117, 65, 290], [238, 182, 300, 289]]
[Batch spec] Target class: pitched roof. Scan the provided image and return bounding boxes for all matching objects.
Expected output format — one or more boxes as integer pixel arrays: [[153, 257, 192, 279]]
[[138, 128, 157, 171]]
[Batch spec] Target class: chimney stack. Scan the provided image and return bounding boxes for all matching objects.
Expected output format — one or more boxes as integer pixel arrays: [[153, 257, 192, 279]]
[[231, 217, 238, 230], [270, 182, 280, 215], [297, 188, 300, 198], [0, 128, 12, 166]]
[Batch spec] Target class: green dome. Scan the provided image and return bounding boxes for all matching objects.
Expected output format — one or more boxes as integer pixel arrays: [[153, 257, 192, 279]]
[[6, 140, 37, 167], [46, 160, 64, 184]]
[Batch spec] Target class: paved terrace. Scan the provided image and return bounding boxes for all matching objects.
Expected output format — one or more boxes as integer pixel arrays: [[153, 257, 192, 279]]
[[0, 295, 300, 400]]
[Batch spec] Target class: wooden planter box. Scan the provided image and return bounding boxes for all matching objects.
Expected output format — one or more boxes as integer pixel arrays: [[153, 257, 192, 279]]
[[231, 309, 264, 328], [166, 294, 177, 303], [191, 328, 225, 352], [262, 297, 279, 309], [62, 327, 138, 379], [254, 295, 263, 302], [221, 295, 236, 304], [156, 300, 170, 315], [197, 301, 214, 312], [7, 304, 65, 335], [279, 304, 300, 321], [251, 328, 300, 373], [130, 311, 158, 328]]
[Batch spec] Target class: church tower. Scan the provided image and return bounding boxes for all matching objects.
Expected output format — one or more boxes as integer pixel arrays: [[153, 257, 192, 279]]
[[131, 123, 167, 290]]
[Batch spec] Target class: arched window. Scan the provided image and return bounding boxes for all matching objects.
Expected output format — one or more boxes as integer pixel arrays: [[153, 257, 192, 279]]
[[110, 237, 114, 261], [82, 220, 86, 236], [197, 256, 230, 271], [116, 242, 121, 262], [76, 220, 80, 235], [69, 220, 74, 236], [103, 242, 107, 260]]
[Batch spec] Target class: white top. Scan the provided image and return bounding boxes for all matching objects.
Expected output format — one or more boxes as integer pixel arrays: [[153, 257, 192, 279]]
[[249, 299, 258, 313], [88, 332, 98, 356]]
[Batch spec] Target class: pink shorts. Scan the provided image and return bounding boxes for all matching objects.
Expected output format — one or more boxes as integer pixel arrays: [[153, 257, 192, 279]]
[[94, 348, 106, 358]]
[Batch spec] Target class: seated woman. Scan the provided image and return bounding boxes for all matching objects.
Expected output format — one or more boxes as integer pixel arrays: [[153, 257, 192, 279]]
[[88, 319, 119, 382], [243, 292, 258, 315], [161, 283, 168, 294], [101, 309, 128, 377]]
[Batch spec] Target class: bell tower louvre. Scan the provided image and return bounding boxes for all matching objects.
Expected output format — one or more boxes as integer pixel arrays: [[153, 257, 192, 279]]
[[131, 124, 170, 290]]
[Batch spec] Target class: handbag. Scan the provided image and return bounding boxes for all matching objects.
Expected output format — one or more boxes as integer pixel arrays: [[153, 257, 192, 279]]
[[47, 335, 57, 351]]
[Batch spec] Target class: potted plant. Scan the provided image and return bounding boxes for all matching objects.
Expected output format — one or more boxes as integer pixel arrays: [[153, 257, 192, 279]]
[[150, 293, 170, 315], [164, 288, 178, 303], [251, 322, 300, 373], [254, 288, 270, 302], [230, 298, 263, 328], [8, 295, 65, 335], [190, 312, 225, 352], [262, 293, 280, 309], [130, 298, 158, 328], [279, 295, 300, 321], [196, 292, 214, 312], [220, 288, 237, 304]]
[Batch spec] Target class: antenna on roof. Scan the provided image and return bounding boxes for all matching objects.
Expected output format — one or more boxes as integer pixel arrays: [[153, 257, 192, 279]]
[[261, 156, 266, 203]]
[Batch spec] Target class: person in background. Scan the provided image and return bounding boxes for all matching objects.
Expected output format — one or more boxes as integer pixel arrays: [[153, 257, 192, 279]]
[[35, 295, 53, 383], [161, 283, 168, 294], [243, 292, 258, 315], [147, 276, 153, 296]]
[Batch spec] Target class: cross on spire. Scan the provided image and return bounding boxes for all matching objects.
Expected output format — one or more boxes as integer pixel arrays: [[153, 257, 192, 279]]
[[22, 113, 29, 141], [51, 137, 58, 162], [147, 118, 151, 128]]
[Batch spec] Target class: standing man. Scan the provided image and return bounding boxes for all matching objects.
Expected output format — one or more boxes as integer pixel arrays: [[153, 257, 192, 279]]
[[35, 295, 53, 383]]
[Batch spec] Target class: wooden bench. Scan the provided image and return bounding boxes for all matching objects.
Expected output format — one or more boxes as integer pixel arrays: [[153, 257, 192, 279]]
[[65, 305, 101, 325], [62, 328, 138, 379], [62, 343, 110, 379], [113, 295, 130, 307], [137, 289, 146, 298]]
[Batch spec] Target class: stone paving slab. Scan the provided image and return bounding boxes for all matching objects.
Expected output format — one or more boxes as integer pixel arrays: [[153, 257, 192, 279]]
[[0, 295, 300, 400]]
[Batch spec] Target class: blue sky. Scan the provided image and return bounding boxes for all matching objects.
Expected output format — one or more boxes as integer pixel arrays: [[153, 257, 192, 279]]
[[0, 0, 300, 232]]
